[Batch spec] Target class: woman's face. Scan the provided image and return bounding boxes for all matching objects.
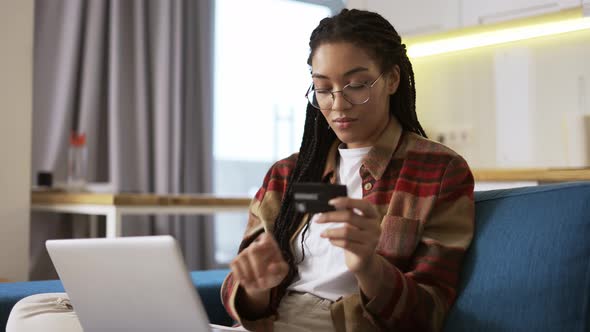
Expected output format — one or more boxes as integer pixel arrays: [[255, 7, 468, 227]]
[[310, 42, 400, 148]]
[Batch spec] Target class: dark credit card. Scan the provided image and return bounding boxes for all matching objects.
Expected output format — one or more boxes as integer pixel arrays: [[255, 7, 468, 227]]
[[292, 182, 347, 214]]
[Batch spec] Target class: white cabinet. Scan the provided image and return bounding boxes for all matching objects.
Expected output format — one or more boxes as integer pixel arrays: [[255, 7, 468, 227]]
[[348, 0, 461, 36], [462, 0, 582, 26], [347, 0, 584, 36]]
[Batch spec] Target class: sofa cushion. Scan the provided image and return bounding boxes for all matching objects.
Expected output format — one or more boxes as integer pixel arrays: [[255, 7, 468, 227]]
[[190, 269, 233, 326], [0, 269, 232, 329], [444, 182, 590, 331]]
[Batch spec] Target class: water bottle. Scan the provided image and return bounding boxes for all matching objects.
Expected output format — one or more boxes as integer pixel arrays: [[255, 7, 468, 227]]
[[67, 131, 87, 191]]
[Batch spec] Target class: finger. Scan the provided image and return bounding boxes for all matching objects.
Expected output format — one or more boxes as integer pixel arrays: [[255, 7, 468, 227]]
[[315, 209, 366, 229], [235, 256, 257, 288], [230, 259, 249, 287], [328, 197, 379, 218], [320, 225, 366, 244], [327, 238, 367, 253], [229, 260, 242, 281]]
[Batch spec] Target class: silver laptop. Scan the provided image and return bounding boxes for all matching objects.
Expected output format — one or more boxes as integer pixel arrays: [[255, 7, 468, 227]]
[[46, 235, 245, 332]]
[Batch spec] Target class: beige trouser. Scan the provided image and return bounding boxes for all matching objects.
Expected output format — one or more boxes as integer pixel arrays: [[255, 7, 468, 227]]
[[272, 291, 336, 332], [7, 291, 336, 332]]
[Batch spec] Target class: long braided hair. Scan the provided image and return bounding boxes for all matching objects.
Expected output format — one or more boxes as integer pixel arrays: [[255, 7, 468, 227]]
[[272, 8, 427, 293]]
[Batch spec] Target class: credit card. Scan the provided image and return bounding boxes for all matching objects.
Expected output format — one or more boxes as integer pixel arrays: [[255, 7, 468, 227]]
[[292, 183, 347, 214]]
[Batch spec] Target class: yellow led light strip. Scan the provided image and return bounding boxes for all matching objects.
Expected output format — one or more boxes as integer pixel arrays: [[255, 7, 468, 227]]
[[406, 8, 590, 58]]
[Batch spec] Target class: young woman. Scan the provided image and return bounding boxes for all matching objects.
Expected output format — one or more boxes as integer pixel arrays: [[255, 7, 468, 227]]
[[221, 8, 474, 332], [7, 8, 473, 332]]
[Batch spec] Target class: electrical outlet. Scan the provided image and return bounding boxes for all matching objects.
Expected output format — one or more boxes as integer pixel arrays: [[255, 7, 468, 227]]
[[456, 126, 472, 147], [431, 126, 472, 150]]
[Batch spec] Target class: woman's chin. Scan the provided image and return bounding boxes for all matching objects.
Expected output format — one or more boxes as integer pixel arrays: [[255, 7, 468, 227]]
[[333, 133, 369, 148]]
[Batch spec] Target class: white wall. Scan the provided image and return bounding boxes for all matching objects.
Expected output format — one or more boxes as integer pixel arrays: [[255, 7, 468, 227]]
[[345, 1, 590, 168], [412, 28, 590, 168], [0, 0, 34, 281]]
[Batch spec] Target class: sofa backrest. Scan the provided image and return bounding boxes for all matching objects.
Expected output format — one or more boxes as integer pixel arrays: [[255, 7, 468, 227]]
[[444, 182, 590, 331]]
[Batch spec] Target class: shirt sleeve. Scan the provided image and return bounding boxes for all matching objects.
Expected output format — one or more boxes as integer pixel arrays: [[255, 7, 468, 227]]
[[360, 155, 475, 331], [220, 156, 295, 331]]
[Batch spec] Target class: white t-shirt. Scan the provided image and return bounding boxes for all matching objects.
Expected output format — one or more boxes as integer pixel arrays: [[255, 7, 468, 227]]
[[287, 145, 371, 301]]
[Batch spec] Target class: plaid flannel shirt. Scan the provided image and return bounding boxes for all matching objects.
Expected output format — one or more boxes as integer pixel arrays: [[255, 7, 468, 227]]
[[221, 119, 475, 332]]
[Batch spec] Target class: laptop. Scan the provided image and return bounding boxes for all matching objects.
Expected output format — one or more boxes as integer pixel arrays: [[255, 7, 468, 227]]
[[46, 235, 247, 332]]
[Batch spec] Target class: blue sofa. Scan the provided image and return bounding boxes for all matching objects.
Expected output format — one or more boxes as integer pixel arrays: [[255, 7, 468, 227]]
[[1, 182, 589, 331]]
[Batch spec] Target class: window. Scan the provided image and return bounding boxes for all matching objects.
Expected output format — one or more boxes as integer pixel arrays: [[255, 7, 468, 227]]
[[213, 0, 333, 265]]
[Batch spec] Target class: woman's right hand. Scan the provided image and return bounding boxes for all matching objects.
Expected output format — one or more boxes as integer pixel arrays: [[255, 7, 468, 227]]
[[230, 232, 289, 294]]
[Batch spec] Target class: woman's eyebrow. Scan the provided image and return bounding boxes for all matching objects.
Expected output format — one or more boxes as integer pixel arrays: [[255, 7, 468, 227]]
[[311, 67, 370, 80]]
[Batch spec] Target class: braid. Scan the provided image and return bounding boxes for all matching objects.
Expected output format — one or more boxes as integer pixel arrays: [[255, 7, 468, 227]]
[[273, 104, 336, 291], [271, 8, 427, 297], [392, 49, 428, 137]]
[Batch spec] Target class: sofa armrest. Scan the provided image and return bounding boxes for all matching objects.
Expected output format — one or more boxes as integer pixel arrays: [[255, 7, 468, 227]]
[[0, 280, 65, 329]]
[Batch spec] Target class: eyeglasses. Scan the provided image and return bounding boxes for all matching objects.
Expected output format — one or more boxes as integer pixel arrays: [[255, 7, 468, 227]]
[[305, 73, 384, 110]]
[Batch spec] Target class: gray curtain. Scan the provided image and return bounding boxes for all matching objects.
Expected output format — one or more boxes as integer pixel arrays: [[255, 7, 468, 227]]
[[31, 0, 214, 279]]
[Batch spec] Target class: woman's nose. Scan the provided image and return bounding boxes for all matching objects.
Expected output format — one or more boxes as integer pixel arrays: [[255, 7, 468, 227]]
[[331, 91, 351, 111]]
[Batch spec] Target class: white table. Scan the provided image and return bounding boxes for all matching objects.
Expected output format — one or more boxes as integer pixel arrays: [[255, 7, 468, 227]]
[[31, 167, 590, 237], [31, 191, 251, 238]]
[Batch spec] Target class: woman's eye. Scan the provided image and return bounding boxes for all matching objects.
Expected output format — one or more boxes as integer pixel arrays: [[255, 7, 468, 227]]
[[347, 83, 366, 90]]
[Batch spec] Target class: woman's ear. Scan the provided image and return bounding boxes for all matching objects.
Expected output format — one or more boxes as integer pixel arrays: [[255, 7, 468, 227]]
[[386, 65, 401, 95]]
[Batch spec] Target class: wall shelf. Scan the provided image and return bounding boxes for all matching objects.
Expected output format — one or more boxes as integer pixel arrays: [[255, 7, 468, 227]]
[[473, 168, 590, 182]]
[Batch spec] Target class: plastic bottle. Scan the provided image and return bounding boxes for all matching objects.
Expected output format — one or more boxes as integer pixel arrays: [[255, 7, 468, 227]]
[[67, 131, 87, 191]]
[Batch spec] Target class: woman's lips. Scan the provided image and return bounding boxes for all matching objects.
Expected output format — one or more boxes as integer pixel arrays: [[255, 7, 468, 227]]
[[332, 117, 357, 129]]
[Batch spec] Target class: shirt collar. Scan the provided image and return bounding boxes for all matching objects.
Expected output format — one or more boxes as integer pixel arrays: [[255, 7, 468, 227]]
[[322, 118, 404, 181]]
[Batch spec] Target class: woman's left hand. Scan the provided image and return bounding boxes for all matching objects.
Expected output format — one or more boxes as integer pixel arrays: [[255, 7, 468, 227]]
[[316, 197, 382, 274]]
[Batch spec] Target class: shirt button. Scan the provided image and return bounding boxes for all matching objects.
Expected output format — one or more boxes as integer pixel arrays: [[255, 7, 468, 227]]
[[364, 182, 373, 191]]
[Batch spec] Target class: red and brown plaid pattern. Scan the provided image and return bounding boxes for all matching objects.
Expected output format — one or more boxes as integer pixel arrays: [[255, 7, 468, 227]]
[[221, 120, 474, 332]]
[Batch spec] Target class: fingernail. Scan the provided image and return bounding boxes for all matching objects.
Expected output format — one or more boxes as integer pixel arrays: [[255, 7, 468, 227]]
[[328, 199, 337, 205]]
